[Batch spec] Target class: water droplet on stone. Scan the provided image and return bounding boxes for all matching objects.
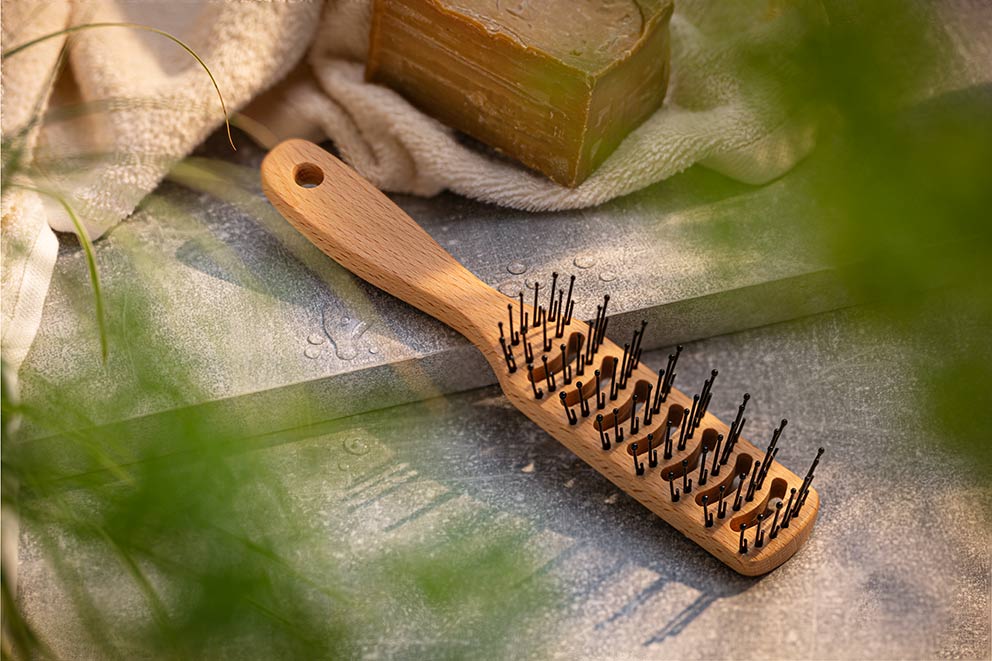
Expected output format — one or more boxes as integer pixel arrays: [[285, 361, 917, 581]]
[[507, 261, 527, 275], [498, 280, 523, 296], [368, 346, 379, 355], [337, 461, 351, 472], [323, 302, 370, 361], [574, 254, 596, 269], [307, 333, 325, 345], [344, 438, 369, 456], [304, 346, 320, 359], [599, 270, 617, 283]]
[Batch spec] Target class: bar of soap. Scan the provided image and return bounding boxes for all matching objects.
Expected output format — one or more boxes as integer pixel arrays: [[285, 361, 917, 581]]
[[366, 0, 674, 187]]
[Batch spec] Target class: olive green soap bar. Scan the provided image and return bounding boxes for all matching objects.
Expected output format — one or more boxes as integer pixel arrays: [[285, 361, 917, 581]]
[[366, 0, 674, 187]]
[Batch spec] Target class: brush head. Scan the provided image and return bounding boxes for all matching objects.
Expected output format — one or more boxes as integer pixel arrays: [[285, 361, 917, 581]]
[[485, 275, 820, 576]]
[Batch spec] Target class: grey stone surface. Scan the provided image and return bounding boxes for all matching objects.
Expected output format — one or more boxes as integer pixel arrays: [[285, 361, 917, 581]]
[[18, 135, 852, 446], [17, 305, 991, 659]]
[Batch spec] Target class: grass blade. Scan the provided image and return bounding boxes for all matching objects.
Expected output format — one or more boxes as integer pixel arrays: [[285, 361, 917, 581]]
[[2, 22, 235, 150], [11, 185, 107, 362]]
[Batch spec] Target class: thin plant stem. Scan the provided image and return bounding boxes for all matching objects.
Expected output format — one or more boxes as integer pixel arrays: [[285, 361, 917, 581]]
[[2, 22, 235, 150], [11, 185, 107, 362]]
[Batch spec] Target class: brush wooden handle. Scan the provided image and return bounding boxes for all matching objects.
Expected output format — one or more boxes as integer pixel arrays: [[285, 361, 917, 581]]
[[262, 139, 820, 576], [261, 139, 504, 347]]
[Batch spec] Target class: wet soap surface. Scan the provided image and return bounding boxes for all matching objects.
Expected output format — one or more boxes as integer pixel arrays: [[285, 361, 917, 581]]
[[16, 306, 991, 658], [443, 0, 666, 71]]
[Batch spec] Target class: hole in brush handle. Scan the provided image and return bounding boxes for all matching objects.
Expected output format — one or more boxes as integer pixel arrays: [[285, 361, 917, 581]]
[[262, 139, 507, 344], [294, 162, 324, 188]]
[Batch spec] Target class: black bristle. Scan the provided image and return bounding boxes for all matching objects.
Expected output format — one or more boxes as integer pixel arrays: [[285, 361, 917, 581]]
[[677, 406, 691, 451], [595, 295, 610, 347], [651, 368, 664, 414], [527, 362, 543, 399], [629, 394, 640, 436], [564, 275, 576, 324], [542, 355, 556, 392], [757, 419, 787, 490], [532, 282, 540, 326], [559, 391, 577, 425], [660, 345, 682, 402], [770, 501, 783, 539], [499, 336, 516, 373], [745, 460, 761, 502], [685, 395, 699, 440], [518, 291, 526, 332], [710, 433, 724, 477], [643, 384, 654, 426], [597, 414, 611, 450], [618, 343, 631, 390], [547, 272, 559, 320], [610, 357, 620, 401], [631, 443, 644, 475], [560, 343, 571, 385], [577, 382, 590, 417], [594, 369, 606, 409], [721, 393, 750, 465], [702, 495, 714, 527], [630, 320, 647, 369], [733, 472, 747, 511], [781, 488, 797, 528], [694, 369, 718, 428], [507, 304, 519, 346], [647, 433, 658, 468]]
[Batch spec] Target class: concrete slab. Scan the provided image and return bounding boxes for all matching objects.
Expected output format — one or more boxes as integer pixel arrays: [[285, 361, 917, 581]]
[[18, 134, 851, 448], [16, 305, 989, 658]]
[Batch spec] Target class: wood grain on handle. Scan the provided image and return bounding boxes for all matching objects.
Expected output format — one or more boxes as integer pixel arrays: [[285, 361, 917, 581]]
[[261, 139, 505, 346]]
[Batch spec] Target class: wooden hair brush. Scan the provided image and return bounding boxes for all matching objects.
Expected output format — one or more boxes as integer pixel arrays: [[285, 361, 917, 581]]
[[261, 139, 822, 576]]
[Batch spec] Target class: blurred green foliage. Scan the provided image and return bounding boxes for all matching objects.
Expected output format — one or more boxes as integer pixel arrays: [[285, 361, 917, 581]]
[[4, 2, 991, 655], [2, 24, 554, 656], [3, 131, 558, 657], [2, 231, 555, 659], [721, 0, 992, 471]]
